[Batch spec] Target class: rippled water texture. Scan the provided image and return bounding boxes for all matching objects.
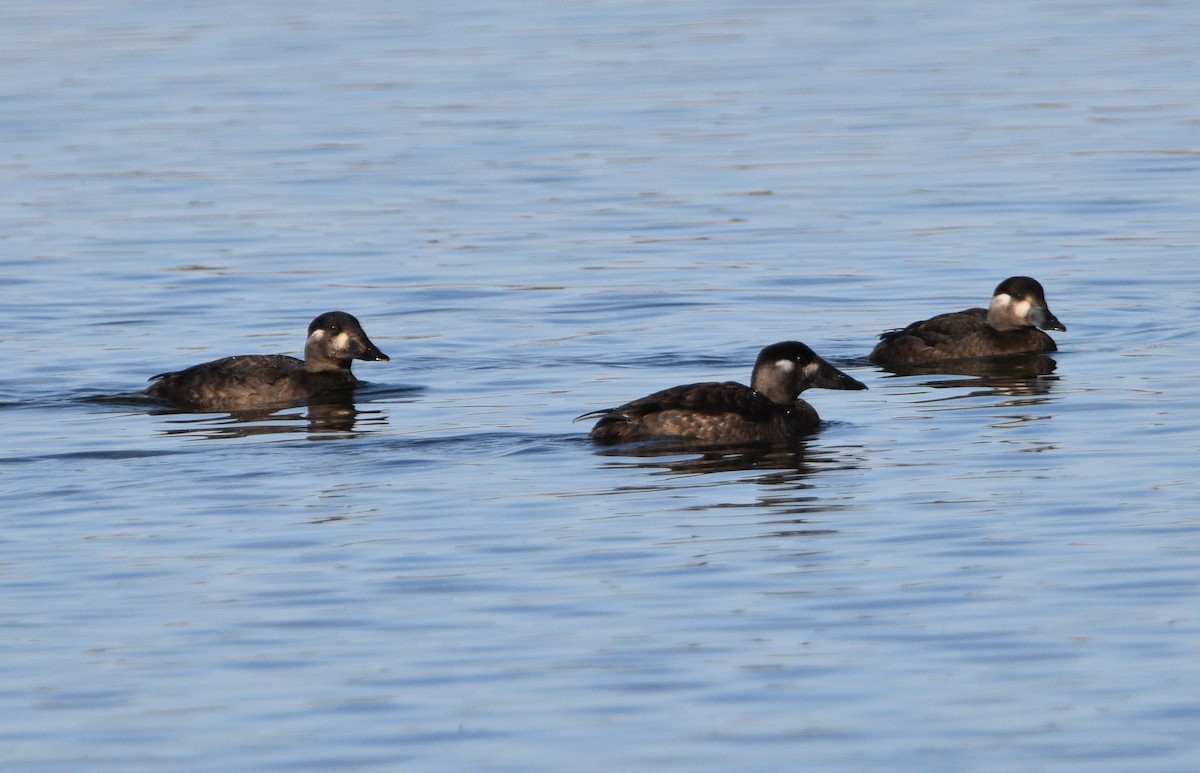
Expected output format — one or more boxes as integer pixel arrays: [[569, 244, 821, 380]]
[[3, 1, 1199, 770]]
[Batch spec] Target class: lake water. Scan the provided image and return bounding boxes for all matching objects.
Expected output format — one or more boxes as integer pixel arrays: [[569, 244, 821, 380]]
[[3, 1, 1199, 770]]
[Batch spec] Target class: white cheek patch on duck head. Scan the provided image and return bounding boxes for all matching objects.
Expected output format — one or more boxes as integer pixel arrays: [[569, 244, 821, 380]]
[[308, 328, 353, 354], [988, 292, 1030, 330], [990, 292, 1013, 314], [802, 362, 820, 380]]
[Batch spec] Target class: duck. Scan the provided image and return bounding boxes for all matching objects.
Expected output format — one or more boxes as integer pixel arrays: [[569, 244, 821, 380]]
[[145, 311, 389, 411], [868, 276, 1066, 365], [581, 341, 867, 445]]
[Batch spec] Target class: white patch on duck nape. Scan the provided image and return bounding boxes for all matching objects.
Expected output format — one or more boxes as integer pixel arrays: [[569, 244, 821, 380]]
[[989, 292, 1033, 328], [309, 329, 351, 350]]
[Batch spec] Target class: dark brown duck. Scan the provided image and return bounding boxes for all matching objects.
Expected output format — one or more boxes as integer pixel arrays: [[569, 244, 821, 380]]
[[582, 341, 867, 445], [145, 311, 389, 411], [869, 276, 1066, 365]]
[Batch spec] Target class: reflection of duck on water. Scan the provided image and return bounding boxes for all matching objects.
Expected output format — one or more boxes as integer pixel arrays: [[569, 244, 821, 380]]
[[594, 438, 815, 474], [155, 398, 388, 440], [580, 341, 867, 445], [145, 311, 389, 412], [869, 276, 1066, 365], [875, 352, 1059, 400]]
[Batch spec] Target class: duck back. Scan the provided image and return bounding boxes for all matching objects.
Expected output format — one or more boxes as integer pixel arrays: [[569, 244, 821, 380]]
[[870, 307, 1057, 364], [146, 354, 358, 411], [588, 381, 819, 445]]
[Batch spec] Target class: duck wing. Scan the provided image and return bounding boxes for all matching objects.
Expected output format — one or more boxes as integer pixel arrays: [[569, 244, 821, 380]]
[[605, 381, 769, 419], [586, 381, 813, 444], [879, 308, 987, 347], [150, 354, 305, 385]]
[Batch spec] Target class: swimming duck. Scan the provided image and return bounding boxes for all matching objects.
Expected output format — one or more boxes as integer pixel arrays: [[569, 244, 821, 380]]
[[145, 311, 389, 411], [868, 276, 1066, 365], [582, 341, 867, 445]]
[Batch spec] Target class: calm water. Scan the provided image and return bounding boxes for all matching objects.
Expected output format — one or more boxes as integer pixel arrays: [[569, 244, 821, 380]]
[[3, 1, 1200, 770]]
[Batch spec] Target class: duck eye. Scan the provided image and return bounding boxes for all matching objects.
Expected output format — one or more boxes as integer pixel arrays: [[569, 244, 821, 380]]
[[328, 324, 341, 334]]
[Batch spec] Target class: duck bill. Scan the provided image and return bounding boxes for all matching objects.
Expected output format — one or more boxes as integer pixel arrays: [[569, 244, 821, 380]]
[[1027, 306, 1067, 332], [355, 338, 390, 362], [812, 359, 868, 391]]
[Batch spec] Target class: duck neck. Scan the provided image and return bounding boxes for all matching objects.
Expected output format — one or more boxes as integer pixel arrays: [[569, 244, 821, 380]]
[[304, 341, 351, 373], [985, 294, 1025, 331], [750, 373, 797, 405]]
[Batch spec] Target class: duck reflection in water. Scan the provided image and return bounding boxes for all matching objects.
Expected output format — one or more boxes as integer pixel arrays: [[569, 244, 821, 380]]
[[591, 436, 866, 480], [153, 393, 389, 439], [875, 352, 1059, 400], [590, 439, 865, 539]]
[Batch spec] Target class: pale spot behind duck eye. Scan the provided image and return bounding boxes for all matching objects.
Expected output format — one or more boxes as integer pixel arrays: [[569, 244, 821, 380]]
[[774, 359, 795, 372], [988, 291, 1036, 330], [309, 328, 327, 341], [989, 292, 1014, 320]]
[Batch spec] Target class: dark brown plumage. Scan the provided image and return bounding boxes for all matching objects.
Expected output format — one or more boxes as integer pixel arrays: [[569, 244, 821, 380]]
[[869, 276, 1065, 365], [582, 341, 867, 445], [145, 311, 389, 411]]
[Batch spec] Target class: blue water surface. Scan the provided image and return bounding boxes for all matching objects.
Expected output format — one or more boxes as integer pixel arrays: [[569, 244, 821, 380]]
[[2, 1, 1199, 770]]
